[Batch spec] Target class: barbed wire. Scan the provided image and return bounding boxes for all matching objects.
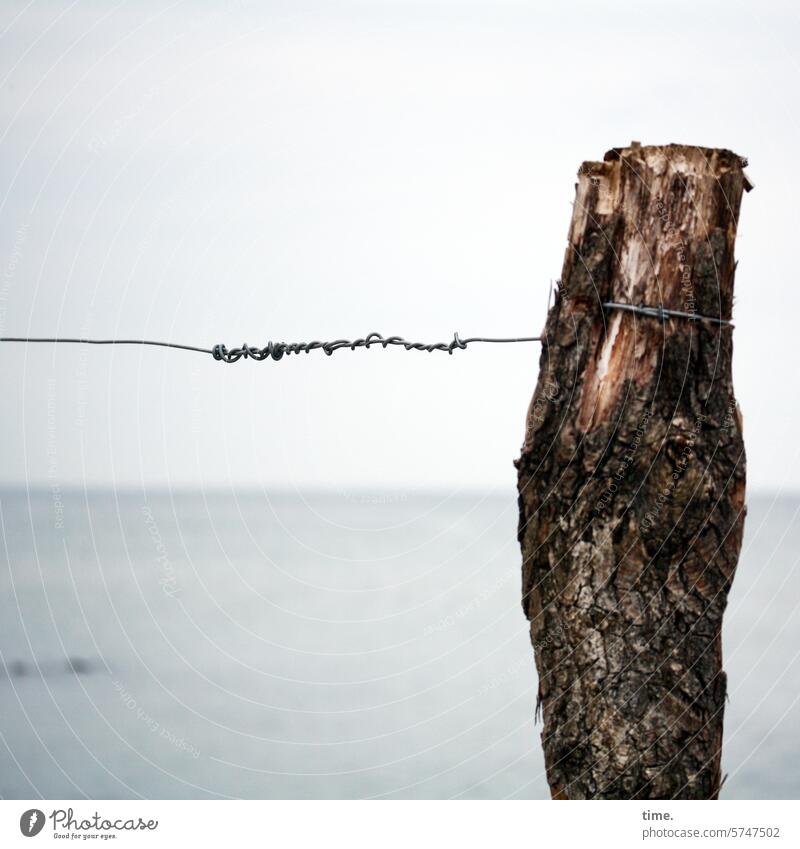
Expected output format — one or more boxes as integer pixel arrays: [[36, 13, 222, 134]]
[[0, 303, 733, 364], [0, 332, 542, 362], [210, 333, 544, 362]]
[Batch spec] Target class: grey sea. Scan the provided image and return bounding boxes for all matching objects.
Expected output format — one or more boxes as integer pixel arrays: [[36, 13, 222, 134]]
[[0, 489, 797, 799]]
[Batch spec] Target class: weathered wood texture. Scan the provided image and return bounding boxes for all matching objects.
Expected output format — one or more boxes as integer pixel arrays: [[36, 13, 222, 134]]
[[516, 144, 749, 799]]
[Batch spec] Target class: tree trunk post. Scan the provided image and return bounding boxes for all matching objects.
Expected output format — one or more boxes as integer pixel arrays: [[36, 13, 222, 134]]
[[516, 143, 750, 800]]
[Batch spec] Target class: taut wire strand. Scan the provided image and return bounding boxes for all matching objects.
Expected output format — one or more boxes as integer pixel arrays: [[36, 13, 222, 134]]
[[601, 302, 734, 327]]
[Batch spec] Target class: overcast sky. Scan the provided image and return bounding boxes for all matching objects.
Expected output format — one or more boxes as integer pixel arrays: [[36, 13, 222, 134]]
[[0, 0, 798, 492]]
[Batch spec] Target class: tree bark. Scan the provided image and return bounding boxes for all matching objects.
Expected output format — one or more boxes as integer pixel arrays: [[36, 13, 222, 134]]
[[516, 143, 750, 800]]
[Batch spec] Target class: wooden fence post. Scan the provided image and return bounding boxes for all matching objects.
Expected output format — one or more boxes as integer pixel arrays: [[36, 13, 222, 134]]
[[516, 143, 750, 799]]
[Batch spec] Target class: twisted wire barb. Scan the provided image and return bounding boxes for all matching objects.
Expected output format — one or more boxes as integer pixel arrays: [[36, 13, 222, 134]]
[[0, 303, 734, 364], [0, 332, 542, 362], [211, 332, 542, 362]]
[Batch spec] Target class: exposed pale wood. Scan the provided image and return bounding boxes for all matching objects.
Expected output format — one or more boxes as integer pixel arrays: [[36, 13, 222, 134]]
[[516, 143, 749, 799]]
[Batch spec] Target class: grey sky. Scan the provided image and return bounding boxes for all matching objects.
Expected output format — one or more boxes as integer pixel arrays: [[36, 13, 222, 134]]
[[0, 0, 797, 491]]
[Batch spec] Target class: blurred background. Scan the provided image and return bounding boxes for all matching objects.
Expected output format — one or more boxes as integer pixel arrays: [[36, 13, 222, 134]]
[[0, 0, 798, 798]]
